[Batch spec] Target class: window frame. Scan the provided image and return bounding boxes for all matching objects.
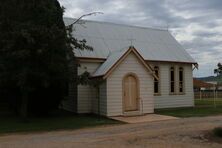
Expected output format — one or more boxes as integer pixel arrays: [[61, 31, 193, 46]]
[[169, 66, 176, 94], [178, 67, 185, 94], [154, 66, 160, 95]]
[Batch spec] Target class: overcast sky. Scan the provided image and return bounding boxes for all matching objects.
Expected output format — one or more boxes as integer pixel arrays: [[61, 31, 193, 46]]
[[59, 0, 222, 77]]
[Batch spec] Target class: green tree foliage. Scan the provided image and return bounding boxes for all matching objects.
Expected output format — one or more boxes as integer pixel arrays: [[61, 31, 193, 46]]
[[214, 63, 222, 77], [0, 0, 91, 118]]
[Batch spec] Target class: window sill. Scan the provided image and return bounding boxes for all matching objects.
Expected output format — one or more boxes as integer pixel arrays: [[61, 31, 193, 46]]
[[178, 92, 185, 95], [154, 93, 161, 96], [169, 92, 177, 95], [169, 92, 185, 95]]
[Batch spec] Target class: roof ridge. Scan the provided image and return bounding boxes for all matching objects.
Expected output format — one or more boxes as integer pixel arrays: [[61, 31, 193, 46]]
[[63, 17, 168, 31]]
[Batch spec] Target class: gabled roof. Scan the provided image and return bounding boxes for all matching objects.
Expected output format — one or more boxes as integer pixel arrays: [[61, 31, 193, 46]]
[[64, 18, 196, 64], [193, 78, 215, 88], [92, 46, 158, 79]]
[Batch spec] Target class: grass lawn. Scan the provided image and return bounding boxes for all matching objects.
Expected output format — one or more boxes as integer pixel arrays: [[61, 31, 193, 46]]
[[155, 98, 222, 117], [0, 111, 122, 134]]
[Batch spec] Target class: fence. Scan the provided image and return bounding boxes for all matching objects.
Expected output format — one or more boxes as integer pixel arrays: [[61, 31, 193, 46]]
[[194, 90, 222, 99]]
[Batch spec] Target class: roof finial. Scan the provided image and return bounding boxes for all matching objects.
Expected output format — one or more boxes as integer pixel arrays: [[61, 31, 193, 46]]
[[128, 38, 136, 48]]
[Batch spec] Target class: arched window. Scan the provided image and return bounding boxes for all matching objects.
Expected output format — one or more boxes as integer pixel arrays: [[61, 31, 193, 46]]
[[154, 66, 159, 94], [179, 67, 184, 93], [170, 67, 175, 93]]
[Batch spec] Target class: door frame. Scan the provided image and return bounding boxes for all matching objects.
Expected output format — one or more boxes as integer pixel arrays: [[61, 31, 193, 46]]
[[122, 73, 140, 112]]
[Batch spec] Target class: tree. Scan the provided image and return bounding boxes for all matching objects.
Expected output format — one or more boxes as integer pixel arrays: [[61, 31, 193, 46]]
[[214, 63, 222, 77], [0, 0, 92, 118]]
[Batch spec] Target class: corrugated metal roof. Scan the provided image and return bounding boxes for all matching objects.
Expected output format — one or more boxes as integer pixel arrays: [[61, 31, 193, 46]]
[[64, 18, 196, 63], [93, 47, 128, 77]]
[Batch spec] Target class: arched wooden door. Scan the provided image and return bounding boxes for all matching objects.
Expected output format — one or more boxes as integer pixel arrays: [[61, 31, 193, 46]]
[[123, 74, 139, 111]]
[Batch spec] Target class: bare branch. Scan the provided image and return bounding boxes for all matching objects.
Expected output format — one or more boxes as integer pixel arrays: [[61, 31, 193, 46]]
[[68, 12, 103, 26]]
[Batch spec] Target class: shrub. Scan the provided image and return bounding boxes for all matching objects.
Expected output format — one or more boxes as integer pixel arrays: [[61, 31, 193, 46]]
[[213, 127, 222, 137]]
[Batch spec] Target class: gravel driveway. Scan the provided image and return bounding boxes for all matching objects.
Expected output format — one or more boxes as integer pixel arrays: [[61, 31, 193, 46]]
[[1, 116, 222, 148]]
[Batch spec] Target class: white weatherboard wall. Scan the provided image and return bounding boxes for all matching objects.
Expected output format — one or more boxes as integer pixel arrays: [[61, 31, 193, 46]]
[[77, 62, 101, 113], [106, 52, 154, 116], [98, 81, 107, 116], [76, 59, 194, 115], [150, 62, 194, 108]]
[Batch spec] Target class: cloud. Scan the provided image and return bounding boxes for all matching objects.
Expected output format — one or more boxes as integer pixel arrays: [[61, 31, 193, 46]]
[[59, 0, 222, 77]]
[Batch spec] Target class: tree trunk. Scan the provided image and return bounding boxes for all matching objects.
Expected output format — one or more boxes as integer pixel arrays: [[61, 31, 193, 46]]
[[20, 91, 28, 121]]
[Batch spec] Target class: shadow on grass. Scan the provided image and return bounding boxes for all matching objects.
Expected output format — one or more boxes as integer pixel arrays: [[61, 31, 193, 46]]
[[0, 110, 123, 135]]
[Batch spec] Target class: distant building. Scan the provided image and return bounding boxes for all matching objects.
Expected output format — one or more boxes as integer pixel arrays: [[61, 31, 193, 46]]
[[193, 78, 215, 91]]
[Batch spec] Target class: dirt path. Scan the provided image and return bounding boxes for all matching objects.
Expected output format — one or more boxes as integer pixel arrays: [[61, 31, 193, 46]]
[[1, 116, 222, 148]]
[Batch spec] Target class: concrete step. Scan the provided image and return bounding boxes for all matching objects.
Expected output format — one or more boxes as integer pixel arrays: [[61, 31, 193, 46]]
[[123, 111, 142, 117]]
